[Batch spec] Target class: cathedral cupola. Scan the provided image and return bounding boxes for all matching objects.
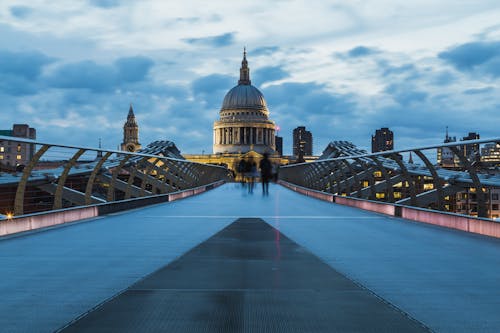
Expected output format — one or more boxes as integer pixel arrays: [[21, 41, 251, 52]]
[[213, 49, 276, 155]]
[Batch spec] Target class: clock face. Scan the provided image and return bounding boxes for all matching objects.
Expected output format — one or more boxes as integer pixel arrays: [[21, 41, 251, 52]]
[[126, 144, 136, 152]]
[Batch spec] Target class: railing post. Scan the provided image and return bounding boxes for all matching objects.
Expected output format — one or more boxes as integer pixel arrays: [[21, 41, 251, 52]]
[[390, 153, 417, 206], [449, 146, 487, 217], [85, 152, 112, 205], [14, 144, 51, 216], [413, 150, 444, 211], [53, 148, 86, 210]]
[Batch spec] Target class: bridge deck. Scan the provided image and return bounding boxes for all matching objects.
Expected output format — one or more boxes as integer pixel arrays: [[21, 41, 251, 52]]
[[1, 183, 500, 332]]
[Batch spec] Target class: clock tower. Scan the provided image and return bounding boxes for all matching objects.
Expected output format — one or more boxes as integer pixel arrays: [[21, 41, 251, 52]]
[[121, 104, 141, 152]]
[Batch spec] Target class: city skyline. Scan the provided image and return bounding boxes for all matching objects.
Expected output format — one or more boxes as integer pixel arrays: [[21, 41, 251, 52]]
[[0, 1, 499, 155]]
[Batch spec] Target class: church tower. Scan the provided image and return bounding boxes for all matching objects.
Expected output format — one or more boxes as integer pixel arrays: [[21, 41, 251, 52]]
[[121, 104, 141, 152]]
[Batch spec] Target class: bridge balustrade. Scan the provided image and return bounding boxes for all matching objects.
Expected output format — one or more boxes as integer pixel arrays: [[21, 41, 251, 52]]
[[0, 136, 229, 218], [279, 138, 500, 219]]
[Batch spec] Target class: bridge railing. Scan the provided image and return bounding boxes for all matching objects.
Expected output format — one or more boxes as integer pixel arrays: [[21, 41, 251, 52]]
[[0, 136, 229, 218], [279, 138, 500, 219]]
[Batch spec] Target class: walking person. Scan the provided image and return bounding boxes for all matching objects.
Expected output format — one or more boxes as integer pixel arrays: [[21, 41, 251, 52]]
[[259, 153, 272, 195]]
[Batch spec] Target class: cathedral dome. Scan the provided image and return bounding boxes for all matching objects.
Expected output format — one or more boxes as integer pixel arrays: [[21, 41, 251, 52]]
[[213, 49, 276, 155], [221, 84, 267, 111]]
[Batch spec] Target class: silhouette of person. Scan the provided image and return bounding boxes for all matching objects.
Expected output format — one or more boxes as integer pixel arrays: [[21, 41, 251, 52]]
[[259, 153, 272, 195], [237, 158, 247, 185]]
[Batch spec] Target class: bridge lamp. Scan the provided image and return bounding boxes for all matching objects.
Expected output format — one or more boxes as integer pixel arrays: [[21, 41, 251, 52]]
[[6, 212, 13, 219]]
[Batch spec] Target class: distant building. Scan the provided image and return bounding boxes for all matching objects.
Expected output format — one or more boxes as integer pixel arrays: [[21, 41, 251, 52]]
[[460, 132, 480, 162], [437, 127, 458, 168], [184, 49, 285, 173], [121, 104, 141, 152], [0, 124, 36, 169], [213, 49, 276, 155], [371, 127, 393, 153], [275, 136, 283, 156], [481, 143, 500, 166], [293, 126, 313, 159]]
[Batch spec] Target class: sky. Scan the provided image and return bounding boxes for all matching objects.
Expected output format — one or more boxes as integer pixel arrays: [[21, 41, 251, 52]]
[[0, 1, 499, 155]]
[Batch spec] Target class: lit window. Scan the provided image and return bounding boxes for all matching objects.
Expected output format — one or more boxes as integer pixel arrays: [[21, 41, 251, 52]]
[[0, 146, 3, 152], [423, 183, 434, 190], [373, 171, 382, 177], [0, 155, 3, 160], [17, 144, 21, 152], [16, 155, 22, 160], [362, 180, 369, 187], [376, 192, 386, 199], [394, 192, 402, 199]]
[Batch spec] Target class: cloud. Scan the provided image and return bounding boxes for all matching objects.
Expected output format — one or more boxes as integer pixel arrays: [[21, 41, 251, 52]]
[[347, 46, 378, 58], [253, 66, 289, 84], [439, 40, 500, 77], [0, 49, 54, 95], [0, 49, 54, 80], [46, 56, 154, 92], [192, 74, 234, 110], [115, 56, 154, 82], [384, 83, 428, 106], [378, 61, 417, 77], [266, 82, 356, 116], [87, 0, 121, 8], [463, 87, 494, 95], [183, 32, 236, 47], [251, 46, 280, 56], [9, 6, 32, 19]]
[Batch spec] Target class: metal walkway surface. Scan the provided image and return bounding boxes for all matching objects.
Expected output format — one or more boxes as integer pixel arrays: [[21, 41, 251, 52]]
[[1, 183, 500, 332], [60, 218, 427, 332]]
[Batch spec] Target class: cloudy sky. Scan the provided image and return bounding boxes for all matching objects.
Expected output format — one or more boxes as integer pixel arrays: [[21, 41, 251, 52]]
[[0, 1, 499, 155]]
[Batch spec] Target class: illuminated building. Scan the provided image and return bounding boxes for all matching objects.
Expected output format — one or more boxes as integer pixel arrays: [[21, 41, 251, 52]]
[[0, 124, 36, 170], [213, 49, 276, 155], [185, 49, 286, 171], [371, 127, 393, 153], [437, 127, 458, 168], [481, 143, 500, 166]]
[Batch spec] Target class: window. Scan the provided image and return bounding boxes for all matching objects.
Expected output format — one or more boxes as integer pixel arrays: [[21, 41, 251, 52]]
[[0, 146, 4, 152], [492, 204, 499, 211], [0, 155, 3, 160], [376, 192, 385, 199], [17, 144, 21, 152], [16, 155, 22, 160], [373, 171, 382, 177], [423, 183, 434, 190], [492, 193, 499, 201]]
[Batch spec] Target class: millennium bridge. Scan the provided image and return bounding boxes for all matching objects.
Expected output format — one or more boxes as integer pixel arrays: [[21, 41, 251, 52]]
[[1, 135, 500, 333]]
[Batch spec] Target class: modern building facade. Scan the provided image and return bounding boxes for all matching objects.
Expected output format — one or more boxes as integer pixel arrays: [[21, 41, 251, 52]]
[[293, 126, 313, 158], [121, 104, 141, 152], [481, 143, 500, 165], [0, 124, 36, 169], [213, 50, 276, 155], [275, 136, 283, 156], [371, 127, 393, 153], [461, 132, 480, 161]]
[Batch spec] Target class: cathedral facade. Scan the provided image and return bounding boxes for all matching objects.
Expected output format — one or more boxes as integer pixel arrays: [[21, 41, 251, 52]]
[[213, 50, 276, 155]]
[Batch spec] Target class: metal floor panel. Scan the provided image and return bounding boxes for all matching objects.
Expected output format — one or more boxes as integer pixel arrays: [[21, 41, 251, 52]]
[[61, 218, 429, 333]]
